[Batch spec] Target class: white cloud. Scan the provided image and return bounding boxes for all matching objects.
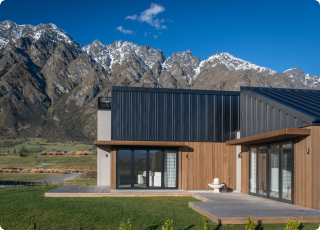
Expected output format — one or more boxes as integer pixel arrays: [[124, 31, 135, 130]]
[[125, 3, 167, 29], [116, 26, 134, 35], [125, 15, 137, 20], [144, 32, 148, 37], [153, 35, 158, 39], [139, 3, 165, 29], [0, 0, 5, 5], [159, 32, 162, 34], [316, 0, 320, 4]]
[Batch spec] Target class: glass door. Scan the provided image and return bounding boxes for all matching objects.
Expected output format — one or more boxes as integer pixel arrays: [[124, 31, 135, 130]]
[[249, 141, 294, 203], [281, 142, 293, 201], [250, 148, 257, 193], [258, 147, 268, 196], [133, 150, 147, 188], [117, 149, 132, 188], [269, 144, 280, 198], [117, 148, 178, 189], [149, 150, 162, 188]]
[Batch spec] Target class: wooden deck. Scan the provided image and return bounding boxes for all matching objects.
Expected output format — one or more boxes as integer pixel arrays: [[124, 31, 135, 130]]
[[45, 186, 192, 197], [189, 193, 320, 225]]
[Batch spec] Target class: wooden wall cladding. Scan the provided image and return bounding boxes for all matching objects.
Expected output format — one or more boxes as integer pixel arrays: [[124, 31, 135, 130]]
[[294, 126, 320, 209], [179, 142, 237, 190], [240, 145, 250, 194], [110, 146, 117, 189]]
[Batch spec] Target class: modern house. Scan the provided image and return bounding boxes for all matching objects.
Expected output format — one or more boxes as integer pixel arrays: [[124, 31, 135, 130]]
[[95, 86, 320, 210]]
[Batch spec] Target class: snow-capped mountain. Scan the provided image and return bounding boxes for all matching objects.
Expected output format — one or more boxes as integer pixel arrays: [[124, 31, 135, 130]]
[[195, 52, 277, 78], [83, 40, 164, 70], [284, 68, 320, 88], [0, 20, 320, 141], [0, 20, 81, 51]]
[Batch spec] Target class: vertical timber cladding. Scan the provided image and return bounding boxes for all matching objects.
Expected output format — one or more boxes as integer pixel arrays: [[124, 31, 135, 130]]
[[294, 126, 320, 210], [179, 142, 237, 190], [111, 87, 240, 142]]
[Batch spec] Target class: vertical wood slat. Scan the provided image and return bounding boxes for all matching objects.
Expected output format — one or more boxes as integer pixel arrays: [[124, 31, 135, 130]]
[[179, 142, 237, 190], [111, 147, 117, 189], [241, 145, 250, 194], [312, 126, 318, 209]]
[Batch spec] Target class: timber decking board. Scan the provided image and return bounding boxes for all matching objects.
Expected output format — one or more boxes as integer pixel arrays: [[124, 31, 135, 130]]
[[189, 193, 320, 225]]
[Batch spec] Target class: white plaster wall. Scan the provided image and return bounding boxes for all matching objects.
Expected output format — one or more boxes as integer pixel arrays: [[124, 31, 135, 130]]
[[236, 131, 241, 192], [97, 110, 111, 186]]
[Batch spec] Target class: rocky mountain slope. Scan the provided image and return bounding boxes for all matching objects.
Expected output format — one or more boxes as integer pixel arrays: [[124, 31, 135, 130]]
[[0, 20, 319, 141]]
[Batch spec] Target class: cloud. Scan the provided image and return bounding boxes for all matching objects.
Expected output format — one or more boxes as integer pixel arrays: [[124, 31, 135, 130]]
[[316, 0, 320, 4], [144, 32, 148, 37], [0, 0, 5, 5], [116, 26, 134, 35], [153, 35, 158, 39], [125, 15, 137, 20], [125, 3, 167, 29]]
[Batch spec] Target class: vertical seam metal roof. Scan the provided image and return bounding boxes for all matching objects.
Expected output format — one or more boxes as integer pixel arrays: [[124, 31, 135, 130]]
[[241, 86, 320, 123]]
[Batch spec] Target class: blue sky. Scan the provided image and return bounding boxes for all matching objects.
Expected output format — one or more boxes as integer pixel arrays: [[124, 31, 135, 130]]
[[0, 0, 320, 75]]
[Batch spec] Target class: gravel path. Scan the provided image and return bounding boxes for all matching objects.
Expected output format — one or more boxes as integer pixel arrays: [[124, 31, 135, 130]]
[[33, 173, 82, 183]]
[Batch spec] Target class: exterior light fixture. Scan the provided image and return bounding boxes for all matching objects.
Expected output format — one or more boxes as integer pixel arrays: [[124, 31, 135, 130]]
[[238, 152, 242, 158], [185, 154, 188, 158], [106, 154, 108, 158], [307, 147, 311, 154]]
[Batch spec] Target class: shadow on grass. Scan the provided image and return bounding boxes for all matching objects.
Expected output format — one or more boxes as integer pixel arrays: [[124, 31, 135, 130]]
[[184, 225, 195, 229], [255, 224, 264, 230], [145, 225, 160, 230]]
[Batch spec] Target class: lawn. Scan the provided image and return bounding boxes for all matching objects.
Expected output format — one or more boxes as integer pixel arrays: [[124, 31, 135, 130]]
[[0, 186, 319, 230], [0, 137, 96, 156], [0, 173, 63, 183]]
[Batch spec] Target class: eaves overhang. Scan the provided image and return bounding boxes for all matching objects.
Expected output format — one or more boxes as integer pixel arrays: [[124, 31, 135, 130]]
[[94, 140, 185, 149], [226, 128, 311, 146]]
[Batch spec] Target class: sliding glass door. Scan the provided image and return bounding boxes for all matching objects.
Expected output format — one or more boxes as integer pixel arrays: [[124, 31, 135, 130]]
[[249, 141, 294, 203], [117, 148, 178, 189]]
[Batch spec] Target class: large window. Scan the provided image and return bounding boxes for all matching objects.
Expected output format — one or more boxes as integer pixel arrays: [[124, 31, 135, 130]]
[[117, 148, 178, 189], [249, 141, 294, 204]]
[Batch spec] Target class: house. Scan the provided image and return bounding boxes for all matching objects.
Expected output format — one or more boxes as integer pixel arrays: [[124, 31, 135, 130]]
[[95, 86, 240, 191], [95, 86, 320, 210]]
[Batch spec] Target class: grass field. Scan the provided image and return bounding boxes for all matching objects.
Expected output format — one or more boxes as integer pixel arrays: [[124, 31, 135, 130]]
[[64, 178, 97, 186], [0, 186, 319, 230], [0, 138, 97, 183], [0, 138, 95, 156]]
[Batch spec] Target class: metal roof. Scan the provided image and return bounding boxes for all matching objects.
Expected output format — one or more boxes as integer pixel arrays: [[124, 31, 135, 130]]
[[241, 87, 320, 124]]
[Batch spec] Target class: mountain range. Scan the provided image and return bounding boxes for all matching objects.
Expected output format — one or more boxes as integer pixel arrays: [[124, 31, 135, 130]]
[[0, 20, 319, 141]]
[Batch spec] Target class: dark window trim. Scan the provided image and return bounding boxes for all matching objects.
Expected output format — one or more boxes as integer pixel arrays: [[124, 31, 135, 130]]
[[116, 147, 179, 190], [249, 139, 294, 204]]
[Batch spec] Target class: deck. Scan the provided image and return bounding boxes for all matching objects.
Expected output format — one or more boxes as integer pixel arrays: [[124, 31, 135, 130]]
[[45, 186, 192, 197], [189, 192, 320, 225]]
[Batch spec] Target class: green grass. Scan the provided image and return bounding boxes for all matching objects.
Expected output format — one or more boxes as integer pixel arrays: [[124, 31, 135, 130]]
[[0, 137, 96, 156], [0, 186, 319, 230], [0, 173, 63, 182]]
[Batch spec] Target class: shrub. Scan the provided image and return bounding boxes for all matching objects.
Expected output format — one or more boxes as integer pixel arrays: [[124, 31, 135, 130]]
[[119, 219, 131, 230], [162, 219, 173, 230], [245, 215, 254, 230], [203, 215, 209, 230], [284, 218, 300, 230]]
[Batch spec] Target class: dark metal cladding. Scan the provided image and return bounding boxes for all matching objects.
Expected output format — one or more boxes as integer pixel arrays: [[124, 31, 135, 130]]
[[240, 86, 320, 138], [111, 86, 240, 142]]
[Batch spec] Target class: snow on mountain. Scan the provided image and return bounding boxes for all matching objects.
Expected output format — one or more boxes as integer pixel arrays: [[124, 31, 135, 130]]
[[0, 20, 81, 50], [83, 40, 164, 70], [284, 68, 320, 87], [194, 52, 277, 78]]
